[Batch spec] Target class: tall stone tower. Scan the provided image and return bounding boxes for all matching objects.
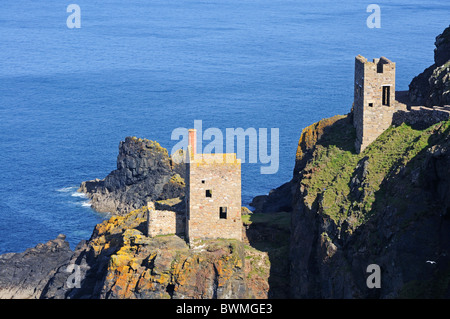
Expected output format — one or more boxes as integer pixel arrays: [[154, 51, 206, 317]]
[[185, 129, 242, 243], [353, 55, 400, 153]]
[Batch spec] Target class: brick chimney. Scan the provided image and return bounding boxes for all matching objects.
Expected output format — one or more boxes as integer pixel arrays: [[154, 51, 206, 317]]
[[188, 129, 197, 156]]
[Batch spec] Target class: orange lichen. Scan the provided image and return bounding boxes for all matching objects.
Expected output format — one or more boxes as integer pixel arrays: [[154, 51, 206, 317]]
[[296, 115, 345, 163]]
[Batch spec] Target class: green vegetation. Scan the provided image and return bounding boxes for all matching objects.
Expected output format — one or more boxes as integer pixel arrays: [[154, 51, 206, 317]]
[[243, 210, 291, 297], [169, 174, 185, 186], [244, 244, 271, 280], [242, 211, 291, 231], [302, 117, 450, 233]]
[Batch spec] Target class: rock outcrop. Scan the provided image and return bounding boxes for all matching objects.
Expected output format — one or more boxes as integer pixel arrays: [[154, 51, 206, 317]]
[[248, 110, 450, 298], [78, 137, 185, 215], [288, 114, 450, 298], [250, 181, 293, 214], [0, 234, 73, 299], [409, 25, 450, 107], [40, 207, 270, 299]]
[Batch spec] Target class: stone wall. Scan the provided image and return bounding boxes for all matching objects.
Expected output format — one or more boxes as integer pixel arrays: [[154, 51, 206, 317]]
[[186, 154, 242, 243], [392, 105, 450, 129], [147, 202, 185, 237], [353, 55, 407, 153]]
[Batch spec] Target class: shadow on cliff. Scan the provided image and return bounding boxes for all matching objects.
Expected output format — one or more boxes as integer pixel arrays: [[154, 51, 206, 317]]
[[246, 115, 357, 298], [41, 218, 149, 299], [317, 116, 357, 152], [342, 122, 450, 298], [245, 211, 292, 298], [294, 114, 356, 177]]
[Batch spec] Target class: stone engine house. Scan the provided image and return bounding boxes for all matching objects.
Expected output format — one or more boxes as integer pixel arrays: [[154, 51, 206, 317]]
[[147, 129, 243, 243], [185, 129, 242, 243], [353, 55, 406, 153]]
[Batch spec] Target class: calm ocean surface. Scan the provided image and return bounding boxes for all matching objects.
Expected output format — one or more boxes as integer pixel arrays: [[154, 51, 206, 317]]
[[0, 0, 449, 253]]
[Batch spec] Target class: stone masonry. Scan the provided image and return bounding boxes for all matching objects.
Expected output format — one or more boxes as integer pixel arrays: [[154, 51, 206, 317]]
[[146, 201, 185, 237], [145, 129, 243, 243], [185, 129, 242, 243], [392, 105, 450, 129], [353, 55, 407, 153], [353, 55, 450, 153]]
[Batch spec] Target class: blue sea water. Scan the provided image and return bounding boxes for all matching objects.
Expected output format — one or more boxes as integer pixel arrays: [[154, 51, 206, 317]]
[[0, 0, 449, 254]]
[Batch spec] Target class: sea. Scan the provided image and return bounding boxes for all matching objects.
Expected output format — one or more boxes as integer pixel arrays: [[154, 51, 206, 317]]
[[0, 0, 449, 253]]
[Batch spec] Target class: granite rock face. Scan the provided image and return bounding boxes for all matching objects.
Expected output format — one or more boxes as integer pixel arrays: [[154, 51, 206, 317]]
[[78, 137, 185, 215], [0, 234, 73, 299], [40, 208, 270, 299], [250, 181, 293, 214], [288, 115, 450, 298], [435, 26, 450, 67], [409, 25, 450, 107]]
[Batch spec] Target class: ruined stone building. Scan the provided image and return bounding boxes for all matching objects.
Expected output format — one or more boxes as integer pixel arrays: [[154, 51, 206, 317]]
[[147, 129, 242, 244], [353, 54, 450, 153], [353, 55, 407, 153], [185, 129, 242, 243]]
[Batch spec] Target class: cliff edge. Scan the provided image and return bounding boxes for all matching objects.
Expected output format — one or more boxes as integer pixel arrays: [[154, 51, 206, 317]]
[[288, 114, 450, 298], [40, 207, 270, 299], [0, 234, 72, 299], [78, 136, 185, 215]]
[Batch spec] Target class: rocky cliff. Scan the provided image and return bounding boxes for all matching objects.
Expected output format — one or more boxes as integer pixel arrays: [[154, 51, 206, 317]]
[[4, 115, 447, 299], [288, 114, 450, 298], [247, 25, 450, 298], [39, 207, 270, 299], [0, 234, 72, 299], [78, 136, 186, 215], [409, 25, 450, 107], [0, 205, 290, 299]]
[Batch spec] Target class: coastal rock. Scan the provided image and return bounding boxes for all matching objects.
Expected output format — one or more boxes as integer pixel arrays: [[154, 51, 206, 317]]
[[0, 234, 72, 299], [288, 114, 450, 298], [409, 25, 450, 106], [434, 25, 450, 67], [247, 116, 350, 215], [78, 137, 185, 215], [250, 181, 293, 214], [40, 207, 270, 299]]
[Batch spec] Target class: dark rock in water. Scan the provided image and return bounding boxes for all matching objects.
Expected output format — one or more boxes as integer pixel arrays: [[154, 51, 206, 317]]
[[0, 234, 72, 299], [250, 181, 293, 214], [78, 137, 185, 215]]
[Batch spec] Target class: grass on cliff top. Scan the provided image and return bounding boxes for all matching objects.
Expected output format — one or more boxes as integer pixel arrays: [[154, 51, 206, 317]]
[[241, 211, 290, 231], [302, 116, 450, 232], [130, 136, 169, 155]]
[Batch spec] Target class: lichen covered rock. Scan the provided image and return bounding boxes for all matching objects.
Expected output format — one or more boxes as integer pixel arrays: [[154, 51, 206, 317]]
[[41, 207, 269, 299], [289, 114, 450, 298]]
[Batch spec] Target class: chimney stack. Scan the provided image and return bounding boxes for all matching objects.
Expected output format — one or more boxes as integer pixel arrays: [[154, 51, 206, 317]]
[[188, 129, 197, 156]]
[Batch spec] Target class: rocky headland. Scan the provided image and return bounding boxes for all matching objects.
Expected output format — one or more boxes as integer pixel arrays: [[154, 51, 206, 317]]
[[288, 114, 450, 298], [0, 234, 72, 299], [39, 207, 272, 299], [0, 25, 449, 299], [78, 136, 186, 215]]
